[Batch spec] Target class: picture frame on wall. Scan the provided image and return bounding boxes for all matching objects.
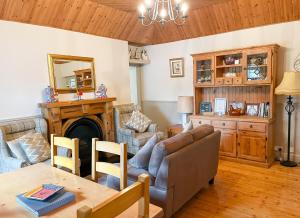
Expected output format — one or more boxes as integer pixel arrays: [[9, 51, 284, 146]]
[[214, 98, 227, 115], [170, 58, 184, 78]]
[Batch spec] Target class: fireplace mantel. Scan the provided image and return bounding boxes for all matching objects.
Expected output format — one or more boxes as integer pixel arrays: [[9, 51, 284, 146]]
[[39, 98, 116, 141]]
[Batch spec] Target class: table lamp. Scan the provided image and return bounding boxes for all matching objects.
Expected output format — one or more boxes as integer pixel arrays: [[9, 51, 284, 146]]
[[275, 71, 300, 167], [177, 96, 193, 126]]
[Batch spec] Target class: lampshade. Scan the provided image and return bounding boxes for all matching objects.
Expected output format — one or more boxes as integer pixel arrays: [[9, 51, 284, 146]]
[[177, 96, 193, 113], [275, 71, 300, 96]]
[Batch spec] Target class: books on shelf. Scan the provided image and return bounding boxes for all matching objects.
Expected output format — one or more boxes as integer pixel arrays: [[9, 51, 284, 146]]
[[16, 184, 75, 217], [258, 102, 270, 118]]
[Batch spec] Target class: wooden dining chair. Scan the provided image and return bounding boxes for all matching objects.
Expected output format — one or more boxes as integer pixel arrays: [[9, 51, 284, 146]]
[[91, 139, 127, 190], [77, 174, 150, 218], [50, 134, 80, 176]]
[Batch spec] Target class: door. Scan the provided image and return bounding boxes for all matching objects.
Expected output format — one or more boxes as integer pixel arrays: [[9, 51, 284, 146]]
[[238, 131, 266, 162], [129, 66, 141, 106], [217, 129, 237, 158], [193, 55, 215, 86], [242, 48, 272, 85]]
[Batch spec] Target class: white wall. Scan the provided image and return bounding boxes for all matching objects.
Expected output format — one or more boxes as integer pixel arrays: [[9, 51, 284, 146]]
[[142, 20, 300, 159], [0, 20, 130, 120], [143, 21, 300, 101]]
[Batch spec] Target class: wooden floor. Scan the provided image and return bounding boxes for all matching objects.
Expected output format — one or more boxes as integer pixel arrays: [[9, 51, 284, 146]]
[[174, 160, 300, 218]]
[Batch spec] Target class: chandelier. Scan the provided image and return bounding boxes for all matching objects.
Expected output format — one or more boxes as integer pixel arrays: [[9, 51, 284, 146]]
[[138, 0, 188, 26]]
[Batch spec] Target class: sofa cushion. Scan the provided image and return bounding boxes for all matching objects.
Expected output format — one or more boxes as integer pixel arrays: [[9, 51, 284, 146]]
[[126, 111, 152, 133], [106, 163, 155, 190], [1, 120, 36, 135], [129, 133, 161, 169], [182, 120, 193, 133], [148, 132, 193, 177], [19, 132, 51, 164], [7, 138, 31, 162], [190, 125, 214, 141]]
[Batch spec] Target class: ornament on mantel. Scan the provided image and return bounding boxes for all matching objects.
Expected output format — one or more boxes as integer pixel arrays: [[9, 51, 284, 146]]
[[95, 84, 108, 99], [77, 90, 83, 101], [44, 86, 58, 103]]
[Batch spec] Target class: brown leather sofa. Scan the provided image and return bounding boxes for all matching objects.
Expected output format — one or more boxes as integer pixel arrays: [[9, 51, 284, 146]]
[[107, 125, 221, 217]]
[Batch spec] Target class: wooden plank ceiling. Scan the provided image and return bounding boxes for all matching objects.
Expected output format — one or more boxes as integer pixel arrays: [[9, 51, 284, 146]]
[[0, 0, 300, 45]]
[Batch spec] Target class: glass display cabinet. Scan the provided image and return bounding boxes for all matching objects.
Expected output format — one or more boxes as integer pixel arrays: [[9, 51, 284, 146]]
[[194, 56, 214, 86]]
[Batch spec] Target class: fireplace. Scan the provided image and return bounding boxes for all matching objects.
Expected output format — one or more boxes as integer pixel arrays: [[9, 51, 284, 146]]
[[39, 98, 116, 177], [65, 118, 103, 177]]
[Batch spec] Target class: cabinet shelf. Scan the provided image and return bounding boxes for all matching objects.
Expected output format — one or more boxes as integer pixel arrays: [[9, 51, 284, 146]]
[[216, 64, 242, 68], [197, 69, 213, 72], [246, 64, 267, 69]]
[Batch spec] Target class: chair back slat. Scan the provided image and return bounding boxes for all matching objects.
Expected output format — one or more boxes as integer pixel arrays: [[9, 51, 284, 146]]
[[96, 162, 121, 178], [95, 141, 123, 155], [53, 156, 74, 170], [92, 138, 127, 190], [77, 174, 150, 218], [53, 137, 74, 150], [51, 134, 80, 176]]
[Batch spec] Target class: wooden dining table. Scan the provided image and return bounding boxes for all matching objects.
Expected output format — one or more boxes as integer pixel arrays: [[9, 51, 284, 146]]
[[0, 163, 163, 218]]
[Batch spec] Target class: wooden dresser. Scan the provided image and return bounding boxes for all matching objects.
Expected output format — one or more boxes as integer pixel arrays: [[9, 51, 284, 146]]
[[39, 98, 116, 141], [190, 44, 278, 167]]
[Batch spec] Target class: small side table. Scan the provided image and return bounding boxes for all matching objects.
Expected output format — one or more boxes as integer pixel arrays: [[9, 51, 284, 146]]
[[167, 124, 183, 138]]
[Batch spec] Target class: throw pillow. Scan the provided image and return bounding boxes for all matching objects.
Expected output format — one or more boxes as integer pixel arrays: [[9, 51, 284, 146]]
[[182, 120, 193, 133], [126, 111, 152, 133], [129, 133, 161, 169], [7, 139, 30, 162], [18, 132, 51, 164]]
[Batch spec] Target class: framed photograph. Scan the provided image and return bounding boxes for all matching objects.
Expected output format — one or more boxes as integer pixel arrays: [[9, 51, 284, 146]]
[[214, 98, 227, 115], [200, 102, 212, 115], [170, 58, 184, 77], [229, 101, 245, 115], [246, 103, 260, 116]]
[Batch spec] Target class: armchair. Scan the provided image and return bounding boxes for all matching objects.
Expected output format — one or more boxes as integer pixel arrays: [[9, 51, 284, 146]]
[[0, 117, 48, 173], [114, 104, 164, 154]]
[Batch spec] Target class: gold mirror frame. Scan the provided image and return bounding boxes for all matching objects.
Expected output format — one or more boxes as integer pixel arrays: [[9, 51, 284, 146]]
[[47, 54, 96, 94]]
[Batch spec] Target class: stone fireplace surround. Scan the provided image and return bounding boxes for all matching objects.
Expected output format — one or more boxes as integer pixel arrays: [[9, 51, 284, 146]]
[[39, 98, 116, 176]]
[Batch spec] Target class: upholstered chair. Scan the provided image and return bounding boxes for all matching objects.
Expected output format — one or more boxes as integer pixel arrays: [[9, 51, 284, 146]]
[[0, 118, 48, 173], [114, 104, 164, 154]]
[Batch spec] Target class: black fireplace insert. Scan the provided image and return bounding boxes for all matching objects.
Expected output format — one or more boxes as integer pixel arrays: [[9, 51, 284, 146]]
[[64, 118, 103, 177]]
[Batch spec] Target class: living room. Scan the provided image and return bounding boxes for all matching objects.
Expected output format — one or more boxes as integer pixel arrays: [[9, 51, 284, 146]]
[[1, 0, 300, 217]]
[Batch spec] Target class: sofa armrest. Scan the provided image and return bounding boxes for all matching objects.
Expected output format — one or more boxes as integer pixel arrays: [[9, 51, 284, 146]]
[[118, 128, 135, 137], [34, 118, 48, 140], [1, 156, 29, 172], [147, 123, 158, 133]]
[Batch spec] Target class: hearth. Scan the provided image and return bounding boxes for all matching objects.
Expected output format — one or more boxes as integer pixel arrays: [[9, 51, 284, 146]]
[[65, 118, 103, 177]]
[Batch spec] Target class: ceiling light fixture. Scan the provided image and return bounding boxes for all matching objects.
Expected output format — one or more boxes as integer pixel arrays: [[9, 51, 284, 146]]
[[138, 0, 188, 26]]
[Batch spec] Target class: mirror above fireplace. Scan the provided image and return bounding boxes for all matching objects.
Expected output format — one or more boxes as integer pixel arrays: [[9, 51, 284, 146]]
[[48, 54, 96, 94]]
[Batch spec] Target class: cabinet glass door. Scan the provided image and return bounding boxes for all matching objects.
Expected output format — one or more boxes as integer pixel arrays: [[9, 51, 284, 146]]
[[194, 56, 214, 86], [243, 49, 272, 84]]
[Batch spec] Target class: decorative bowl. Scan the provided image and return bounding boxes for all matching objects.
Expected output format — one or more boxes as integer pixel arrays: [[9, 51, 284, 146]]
[[224, 56, 235, 65]]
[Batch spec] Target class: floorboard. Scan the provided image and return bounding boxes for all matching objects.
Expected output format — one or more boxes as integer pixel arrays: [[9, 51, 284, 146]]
[[174, 160, 300, 218]]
